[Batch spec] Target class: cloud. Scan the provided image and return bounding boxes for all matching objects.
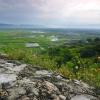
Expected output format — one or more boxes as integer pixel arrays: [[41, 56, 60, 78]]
[[0, 0, 100, 27], [35, 0, 100, 23]]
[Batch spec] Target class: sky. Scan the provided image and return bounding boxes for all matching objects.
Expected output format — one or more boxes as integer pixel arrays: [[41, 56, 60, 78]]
[[0, 0, 100, 28]]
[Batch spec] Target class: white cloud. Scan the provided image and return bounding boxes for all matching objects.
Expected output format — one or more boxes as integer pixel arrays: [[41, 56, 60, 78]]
[[0, 0, 100, 27], [31, 0, 100, 25]]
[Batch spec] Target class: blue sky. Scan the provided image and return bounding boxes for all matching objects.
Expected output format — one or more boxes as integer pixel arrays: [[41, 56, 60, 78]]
[[0, 0, 100, 28]]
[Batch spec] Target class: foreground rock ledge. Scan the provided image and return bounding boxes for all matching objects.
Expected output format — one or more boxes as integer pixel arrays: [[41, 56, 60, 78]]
[[0, 58, 99, 100]]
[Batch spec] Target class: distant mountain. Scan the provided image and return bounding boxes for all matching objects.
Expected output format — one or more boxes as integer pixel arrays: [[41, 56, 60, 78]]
[[0, 23, 14, 28], [0, 23, 45, 28]]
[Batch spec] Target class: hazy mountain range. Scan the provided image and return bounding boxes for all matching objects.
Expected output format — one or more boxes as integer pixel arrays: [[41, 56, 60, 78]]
[[0, 23, 46, 28], [0, 23, 100, 30]]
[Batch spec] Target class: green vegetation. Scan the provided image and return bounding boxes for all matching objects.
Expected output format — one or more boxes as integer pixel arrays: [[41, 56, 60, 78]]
[[0, 30, 100, 87]]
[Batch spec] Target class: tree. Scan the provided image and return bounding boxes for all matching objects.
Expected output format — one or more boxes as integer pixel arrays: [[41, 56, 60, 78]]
[[47, 46, 73, 68], [94, 37, 100, 42], [80, 49, 96, 58], [87, 38, 92, 43]]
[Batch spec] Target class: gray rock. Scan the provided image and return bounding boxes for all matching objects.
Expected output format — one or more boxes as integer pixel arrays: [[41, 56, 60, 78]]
[[0, 58, 99, 100], [71, 95, 98, 100], [35, 70, 52, 77], [43, 81, 58, 94], [8, 87, 26, 100], [59, 95, 66, 100], [31, 88, 39, 96], [20, 95, 30, 100]]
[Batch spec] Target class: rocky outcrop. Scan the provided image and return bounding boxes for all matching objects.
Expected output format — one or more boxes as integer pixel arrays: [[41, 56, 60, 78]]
[[0, 58, 100, 100]]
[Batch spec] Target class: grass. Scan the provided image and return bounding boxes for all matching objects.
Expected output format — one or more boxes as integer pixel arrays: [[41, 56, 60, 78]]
[[0, 30, 100, 87]]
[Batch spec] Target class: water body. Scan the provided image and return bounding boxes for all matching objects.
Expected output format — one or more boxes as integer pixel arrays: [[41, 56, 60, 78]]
[[25, 43, 40, 48]]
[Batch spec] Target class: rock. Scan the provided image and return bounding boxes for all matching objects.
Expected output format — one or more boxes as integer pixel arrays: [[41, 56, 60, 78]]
[[0, 74, 17, 84], [8, 87, 26, 100], [51, 94, 59, 99], [31, 88, 39, 96], [0, 58, 99, 100], [35, 70, 52, 77], [20, 95, 30, 100], [0, 89, 8, 99], [59, 95, 66, 100], [0, 59, 26, 85], [71, 95, 98, 100], [43, 81, 58, 94], [56, 75, 62, 80], [71, 95, 89, 100], [53, 96, 60, 100]]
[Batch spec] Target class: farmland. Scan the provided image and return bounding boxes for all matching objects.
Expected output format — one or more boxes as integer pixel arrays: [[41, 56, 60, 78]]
[[0, 28, 100, 87]]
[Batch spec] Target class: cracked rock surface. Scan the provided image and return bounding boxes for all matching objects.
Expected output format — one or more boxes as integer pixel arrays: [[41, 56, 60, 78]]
[[0, 58, 100, 100]]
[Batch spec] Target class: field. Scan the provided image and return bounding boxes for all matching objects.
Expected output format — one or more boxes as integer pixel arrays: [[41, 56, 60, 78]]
[[0, 29, 100, 87]]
